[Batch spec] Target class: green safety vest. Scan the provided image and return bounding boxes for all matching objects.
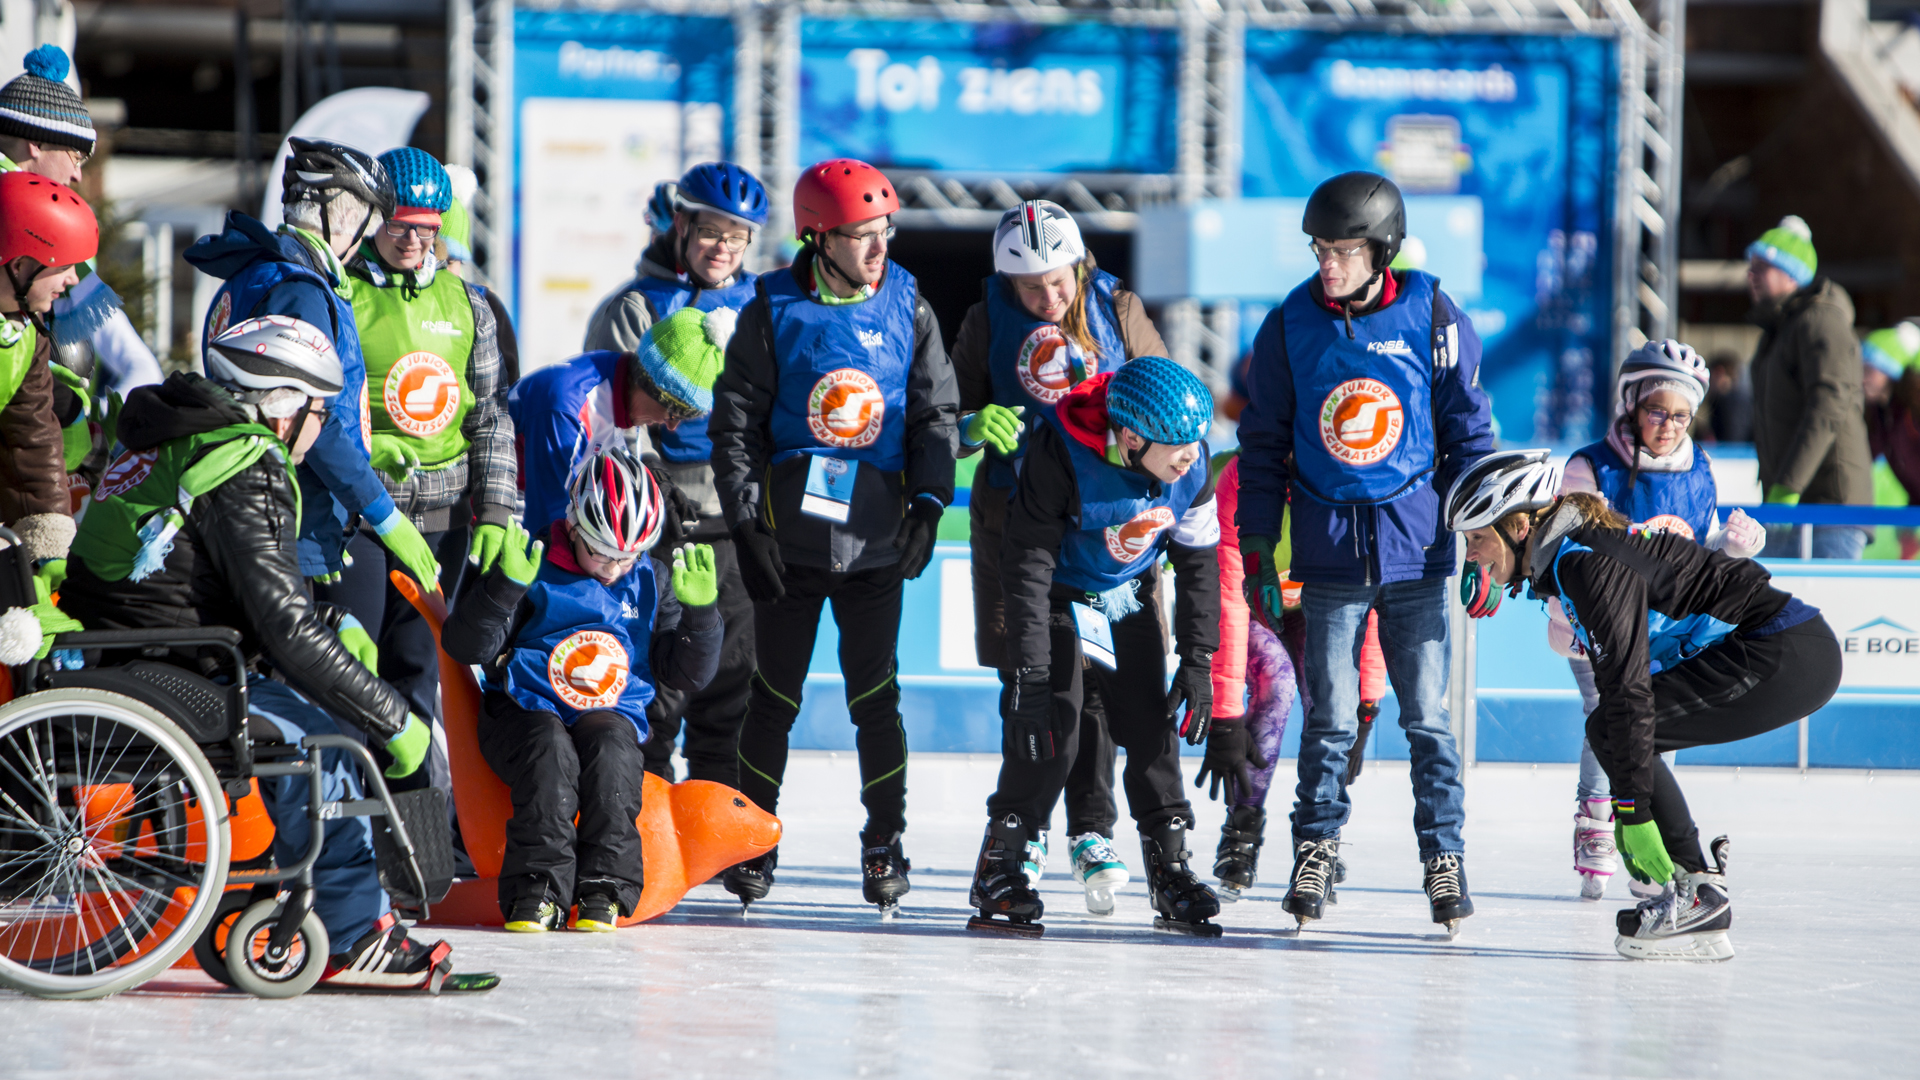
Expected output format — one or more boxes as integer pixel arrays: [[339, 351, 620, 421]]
[[71, 422, 291, 582], [350, 264, 477, 470]]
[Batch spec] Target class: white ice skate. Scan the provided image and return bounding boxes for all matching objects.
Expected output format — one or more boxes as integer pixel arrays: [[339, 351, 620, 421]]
[[1615, 836, 1733, 961], [1022, 832, 1049, 887], [1575, 797, 1618, 901], [1067, 833, 1130, 916]]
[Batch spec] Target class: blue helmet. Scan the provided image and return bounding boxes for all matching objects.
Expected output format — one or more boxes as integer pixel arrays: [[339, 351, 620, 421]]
[[1106, 356, 1214, 445], [377, 147, 452, 214], [678, 161, 769, 230], [646, 181, 679, 236]]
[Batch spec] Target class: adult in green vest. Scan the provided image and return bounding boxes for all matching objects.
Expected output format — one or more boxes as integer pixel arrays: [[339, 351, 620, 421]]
[[335, 146, 516, 791]]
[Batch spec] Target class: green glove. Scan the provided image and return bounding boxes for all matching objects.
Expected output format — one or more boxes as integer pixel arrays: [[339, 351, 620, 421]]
[[1765, 484, 1801, 506], [468, 522, 509, 575], [1614, 817, 1675, 886], [672, 544, 719, 607], [29, 567, 84, 661], [369, 434, 422, 483], [494, 520, 543, 586], [37, 558, 66, 592], [1238, 533, 1285, 629], [384, 716, 430, 779], [964, 404, 1026, 456], [336, 614, 378, 675], [373, 510, 441, 594]]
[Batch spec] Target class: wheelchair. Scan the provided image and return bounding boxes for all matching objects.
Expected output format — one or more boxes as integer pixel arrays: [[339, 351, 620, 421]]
[[0, 529, 452, 1000]]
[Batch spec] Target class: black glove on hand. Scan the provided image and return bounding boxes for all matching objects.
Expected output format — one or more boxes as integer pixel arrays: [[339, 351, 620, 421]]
[[1166, 649, 1214, 745], [1346, 700, 1380, 784], [647, 461, 700, 552], [893, 495, 945, 580], [1193, 717, 1272, 804], [1001, 665, 1054, 762], [732, 521, 787, 603]]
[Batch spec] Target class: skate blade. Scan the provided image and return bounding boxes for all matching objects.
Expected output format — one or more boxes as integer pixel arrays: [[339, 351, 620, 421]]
[[311, 972, 501, 995], [1154, 916, 1224, 938], [967, 915, 1044, 938], [1578, 873, 1609, 902], [1215, 883, 1244, 904], [1614, 930, 1734, 962], [875, 901, 901, 919], [1084, 888, 1115, 917], [1441, 919, 1465, 939]]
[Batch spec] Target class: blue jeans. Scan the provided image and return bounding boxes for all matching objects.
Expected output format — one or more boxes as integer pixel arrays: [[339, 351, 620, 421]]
[[248, 679, 389, 950], [1296, 576, 1465, 859], [1760, 524, 1868, 560]]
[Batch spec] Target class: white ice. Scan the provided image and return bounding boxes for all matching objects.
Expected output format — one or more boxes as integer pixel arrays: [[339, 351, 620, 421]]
[[7, 753, 1919, 1079]]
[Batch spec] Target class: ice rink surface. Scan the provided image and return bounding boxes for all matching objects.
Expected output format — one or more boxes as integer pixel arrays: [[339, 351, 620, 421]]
[[6, 752, 1919, 1079]]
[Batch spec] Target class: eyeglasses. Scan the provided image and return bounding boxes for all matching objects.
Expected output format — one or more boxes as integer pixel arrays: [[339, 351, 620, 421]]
[[581, 546, 638, 569], [691, 225, 752, 253], [830, 224, 896, 249], [1309, 239, 1371, 262], [1639, 406, 1694, 428], [381, 221, 440, 240]]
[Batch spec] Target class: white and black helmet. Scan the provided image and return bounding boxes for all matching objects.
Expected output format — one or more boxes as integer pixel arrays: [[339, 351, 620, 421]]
[[993, 200, 1085, 276], [206, 315, 344, 402], [1445, 449, 1563, 533], [1616, 338, 1709, 414], [566, 444, 664, 558]]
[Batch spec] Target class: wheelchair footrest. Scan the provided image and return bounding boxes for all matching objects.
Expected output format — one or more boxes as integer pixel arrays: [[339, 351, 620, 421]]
[[372, 787, 456, 912]]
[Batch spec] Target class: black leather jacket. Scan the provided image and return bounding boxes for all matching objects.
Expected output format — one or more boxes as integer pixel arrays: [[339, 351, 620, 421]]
[[62, 375, 410, 740]]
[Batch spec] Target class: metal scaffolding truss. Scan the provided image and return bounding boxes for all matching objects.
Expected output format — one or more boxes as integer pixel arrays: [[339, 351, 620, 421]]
[[446, 0, 515, 300]]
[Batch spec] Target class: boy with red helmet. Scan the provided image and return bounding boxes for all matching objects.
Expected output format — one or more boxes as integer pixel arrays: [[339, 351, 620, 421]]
[[709, 158, 958, 913]]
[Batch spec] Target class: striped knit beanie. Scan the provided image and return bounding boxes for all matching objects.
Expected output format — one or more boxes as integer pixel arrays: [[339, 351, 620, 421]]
[[633, 306, 737, 418], [0, 46, 93, 156], [1745, 215, 1816, 288], [1863, 322, 1920, 380]]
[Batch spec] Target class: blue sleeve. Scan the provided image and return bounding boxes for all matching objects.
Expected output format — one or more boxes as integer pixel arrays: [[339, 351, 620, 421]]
[[509, 369, 583, 537], [1431, 292, 1496, 496], [303, 410, 397, 524], [1234, 307, 1295, 540]]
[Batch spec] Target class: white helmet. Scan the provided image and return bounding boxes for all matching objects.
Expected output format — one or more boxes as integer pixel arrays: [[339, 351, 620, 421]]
[[993, 200, 1085, 276], [1445, 449, 1563, 532], [1616, 338, 1708, 415], [206, 315, 344, 402], [566, 444, 664, 558]]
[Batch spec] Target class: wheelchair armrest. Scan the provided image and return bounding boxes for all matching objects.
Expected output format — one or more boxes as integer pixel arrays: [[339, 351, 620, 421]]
[[53, 627, 244, 649]]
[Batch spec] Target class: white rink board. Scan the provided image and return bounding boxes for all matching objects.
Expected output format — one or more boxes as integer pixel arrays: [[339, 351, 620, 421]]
[[1768, 570, 1920, 689]]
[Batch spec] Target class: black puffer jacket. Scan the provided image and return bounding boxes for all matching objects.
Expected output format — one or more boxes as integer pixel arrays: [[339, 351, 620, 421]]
[[62, 374, 410, 740]]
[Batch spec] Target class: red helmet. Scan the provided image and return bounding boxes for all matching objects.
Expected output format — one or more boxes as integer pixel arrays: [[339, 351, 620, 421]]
[[793, 158, 899, 240], [0, 173, 97, 268]]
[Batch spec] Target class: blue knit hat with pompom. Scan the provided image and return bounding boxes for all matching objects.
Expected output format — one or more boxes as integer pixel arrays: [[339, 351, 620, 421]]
[[0, 46, 94, 156]]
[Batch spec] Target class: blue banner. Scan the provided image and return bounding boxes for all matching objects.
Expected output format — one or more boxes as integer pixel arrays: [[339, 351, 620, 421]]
[[515, 10, 733, 103], [1242, 31, 1615, 444], [800, 19, 1179, 174]]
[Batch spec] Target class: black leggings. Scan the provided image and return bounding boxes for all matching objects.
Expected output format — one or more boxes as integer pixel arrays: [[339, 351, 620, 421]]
[[1587, 616, 1842, 871], [642, 533, 755, 786]]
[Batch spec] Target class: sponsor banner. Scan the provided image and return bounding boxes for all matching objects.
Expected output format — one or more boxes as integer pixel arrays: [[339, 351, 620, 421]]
[[1241, 31, 1615, 445], [1766, 569, 1920, 691], [799, 19, 1178, 173]]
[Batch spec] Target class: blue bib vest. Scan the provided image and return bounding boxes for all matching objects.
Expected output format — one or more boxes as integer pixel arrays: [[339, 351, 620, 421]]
[[1049, 413, 1209, 595], [629, 271, 758, 463], [1283, 270, 1443, 506], [1551, 539, 1738, 675], [762, 262, 918, 472], [1575, 439, 1718, 542], [496, 556, 659, 735], [204, 254, 368, 452], [982, 269, 1126, 490]]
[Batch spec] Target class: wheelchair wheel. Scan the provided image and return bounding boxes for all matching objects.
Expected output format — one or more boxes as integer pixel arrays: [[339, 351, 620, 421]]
[[224, 899, 327, 999], [191, 889, 255, 988], [0, 688, 230, 999]]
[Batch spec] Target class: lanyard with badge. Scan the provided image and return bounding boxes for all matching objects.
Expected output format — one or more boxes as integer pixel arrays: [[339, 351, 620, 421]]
[[1070, 601, 1117, 669], [800, 454, 857, 523]]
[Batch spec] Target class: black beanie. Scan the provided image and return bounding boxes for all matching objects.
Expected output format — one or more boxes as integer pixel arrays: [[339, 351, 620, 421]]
[[0, 46, 95, 156]]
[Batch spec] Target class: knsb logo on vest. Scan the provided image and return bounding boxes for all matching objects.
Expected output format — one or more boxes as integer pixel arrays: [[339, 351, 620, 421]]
[[207, 292, 233, 340], [1319, 378, 1404, 466], [1633, 515, 1696, 541], [807, 368, 885, 449], [548, 630, 630, 711], [384, 351, 462, 437], [1104, 506, 1176, 563], [95, 449, 158, 502], [1016, 325, 1092, 404]]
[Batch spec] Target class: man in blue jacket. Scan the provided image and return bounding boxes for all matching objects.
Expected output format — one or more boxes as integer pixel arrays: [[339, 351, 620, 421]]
[[1235, 172, 1493, 933], [184, 138, 442, 594]]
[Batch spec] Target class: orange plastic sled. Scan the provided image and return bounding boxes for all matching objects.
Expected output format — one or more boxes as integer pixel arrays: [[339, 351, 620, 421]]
[[392, 572, 780, 925]]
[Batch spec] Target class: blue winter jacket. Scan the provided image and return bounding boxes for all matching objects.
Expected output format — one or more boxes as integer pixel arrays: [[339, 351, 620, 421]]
[[1237, 271, 1495, 584]]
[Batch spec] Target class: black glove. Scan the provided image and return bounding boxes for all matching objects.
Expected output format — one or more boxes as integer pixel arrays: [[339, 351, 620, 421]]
[[1001, 666, 1054, 762], [893, 495, 945, 580], [646, 460, 700, 552], [1346, 700, 1380, 784], [1193, 717, 1272, 804], [732, 521, 787, 603], [1165, 648, 1214, 744]]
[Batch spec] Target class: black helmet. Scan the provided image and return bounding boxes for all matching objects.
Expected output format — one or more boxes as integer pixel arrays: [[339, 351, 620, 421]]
[[1302, 172, 1405, 268], [282, 137, 394, 217]]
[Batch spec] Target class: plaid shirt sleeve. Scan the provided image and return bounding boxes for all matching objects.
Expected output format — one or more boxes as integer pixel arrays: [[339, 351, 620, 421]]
[[460, 282, 518, 526]]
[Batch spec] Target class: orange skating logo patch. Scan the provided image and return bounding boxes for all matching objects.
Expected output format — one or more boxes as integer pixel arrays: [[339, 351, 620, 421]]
[[1319, 379, 1403, 466], [1633, 515, 1696, 540], [1104, 505, 1176, 563], [807, 368, 884, 449], [208, 293, 233, 339], [1015, 325, 1092, 404], [383, 352, 462, 437], [548, 630, 630, 711], [96, 449, 157, 501]]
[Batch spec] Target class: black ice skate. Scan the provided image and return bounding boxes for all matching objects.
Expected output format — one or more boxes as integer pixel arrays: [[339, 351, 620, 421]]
[[1213, 805, 1265, 900], [1424, 853, 1475, 936], [723, 848, 778, 910], [1615, 835, 1733, 961], [968, 814, 1045, 938], [1141, 819, 1224, 938], [861, 831, 912, 916], [1283, 837, 1340, 927]]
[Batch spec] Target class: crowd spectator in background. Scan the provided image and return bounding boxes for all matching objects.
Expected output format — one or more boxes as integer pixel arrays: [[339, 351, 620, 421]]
[[1744, 215, 1873, 559], [1863, 322, 1920, 560], [1695, 352, 1753, 445]]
